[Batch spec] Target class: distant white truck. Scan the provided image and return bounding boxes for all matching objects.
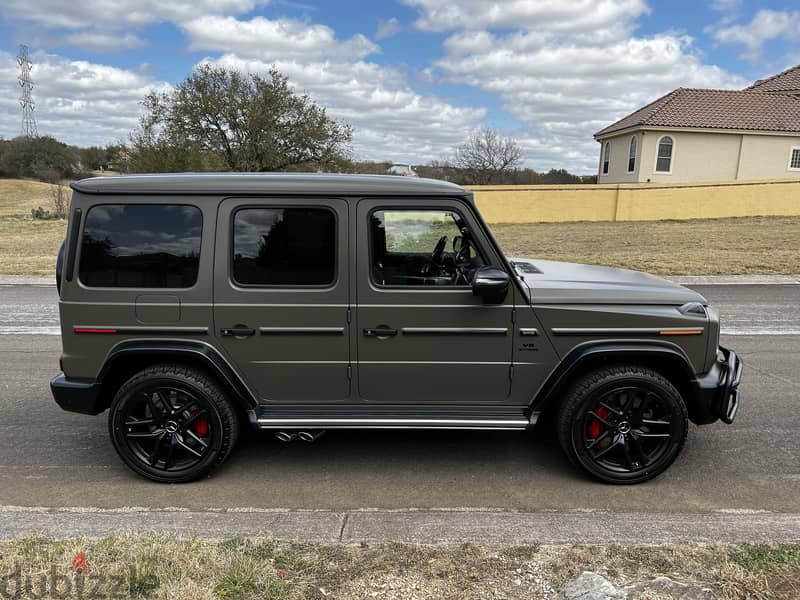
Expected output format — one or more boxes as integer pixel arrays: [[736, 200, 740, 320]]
[[387, 163, 418, 177]]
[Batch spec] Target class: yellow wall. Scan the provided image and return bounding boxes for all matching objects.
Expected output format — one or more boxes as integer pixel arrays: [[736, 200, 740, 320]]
[[471, 179, 800, 224]]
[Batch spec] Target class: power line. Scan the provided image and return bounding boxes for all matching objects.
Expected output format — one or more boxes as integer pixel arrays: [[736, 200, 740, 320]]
[[17, 44, 38, 138]]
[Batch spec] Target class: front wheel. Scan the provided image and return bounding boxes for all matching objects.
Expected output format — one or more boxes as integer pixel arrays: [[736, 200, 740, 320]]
[[556, 365, 688, 484], [108, 365, 239, 483]]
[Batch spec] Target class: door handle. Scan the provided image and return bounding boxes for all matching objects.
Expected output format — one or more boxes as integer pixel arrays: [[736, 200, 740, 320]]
[[220, 326, 255, 337], [363, 326, 398, 338]]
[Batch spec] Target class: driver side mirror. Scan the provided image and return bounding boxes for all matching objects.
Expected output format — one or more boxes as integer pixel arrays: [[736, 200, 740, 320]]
[[472, 266, 510, 304]]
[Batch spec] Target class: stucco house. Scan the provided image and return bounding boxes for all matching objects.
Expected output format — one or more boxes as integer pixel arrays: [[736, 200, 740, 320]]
[[594, 64, 800, 183]]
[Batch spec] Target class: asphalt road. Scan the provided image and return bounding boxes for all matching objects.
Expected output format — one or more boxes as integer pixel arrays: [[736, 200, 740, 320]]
[[0, 283, 798, 518]]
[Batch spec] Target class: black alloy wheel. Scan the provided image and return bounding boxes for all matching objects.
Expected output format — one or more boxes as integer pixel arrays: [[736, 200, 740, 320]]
[[109, 365, 238, 483], [557, 365, 688, 484]]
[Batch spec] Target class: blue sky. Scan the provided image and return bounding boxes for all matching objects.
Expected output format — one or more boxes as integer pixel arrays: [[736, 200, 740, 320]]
[[1, 0, 799, 172]]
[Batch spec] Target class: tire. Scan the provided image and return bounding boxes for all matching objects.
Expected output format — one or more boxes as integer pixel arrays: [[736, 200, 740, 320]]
[[108, 364, 239, 483], [556, 364, 688, 484]]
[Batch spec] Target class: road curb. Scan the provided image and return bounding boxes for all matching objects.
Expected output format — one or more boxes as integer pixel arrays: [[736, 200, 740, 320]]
[[1, 508, 798, 544]]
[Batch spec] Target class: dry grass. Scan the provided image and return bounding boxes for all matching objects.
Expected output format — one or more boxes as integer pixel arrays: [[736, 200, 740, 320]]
[[1, 535, 798, 599], [491, 216, 800, 275], [1, 177, 799, 276], [0, 178, 67, 275]]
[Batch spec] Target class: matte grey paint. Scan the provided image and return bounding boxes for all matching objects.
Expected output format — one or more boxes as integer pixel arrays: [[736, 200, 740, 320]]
[[57, 173, 725, 423]]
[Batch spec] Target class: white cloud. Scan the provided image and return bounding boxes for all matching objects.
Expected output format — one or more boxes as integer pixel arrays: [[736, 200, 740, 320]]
[[0, 51, 169, 146], [427, 3, 746, 171], [183, 15, 379, 61], [62, 32, 146, 52], [404, 0, 649, 33], [1, 0, 265, 30], [711, 0, 742, 12], [376, 17, 402, 40], [709, 9, 800, 62]]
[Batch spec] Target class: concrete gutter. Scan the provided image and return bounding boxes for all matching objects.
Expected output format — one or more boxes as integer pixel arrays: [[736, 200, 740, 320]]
[[1, 507, 799, 544], [2, 275, 800, 287]]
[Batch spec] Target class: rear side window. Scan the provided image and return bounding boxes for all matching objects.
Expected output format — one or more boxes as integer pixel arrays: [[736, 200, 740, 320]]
[[233, 207, 335, 286], [79, 204, 202, 288]]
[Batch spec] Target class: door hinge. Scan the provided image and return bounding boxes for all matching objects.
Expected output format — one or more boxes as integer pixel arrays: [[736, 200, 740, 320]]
[[346, 308, 352, 324], [511, 308, 516, 324], [347, 364, 352, 380], [509, 364, 514, 381]]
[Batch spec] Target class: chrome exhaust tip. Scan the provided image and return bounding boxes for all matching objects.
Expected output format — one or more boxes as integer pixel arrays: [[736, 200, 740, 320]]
[[297, 430, 326, 443], [275, 431, 297, 443]]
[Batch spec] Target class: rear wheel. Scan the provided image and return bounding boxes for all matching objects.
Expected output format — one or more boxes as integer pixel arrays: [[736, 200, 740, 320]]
[[556, 365, 688, 484], [108, 365, 239, 483]]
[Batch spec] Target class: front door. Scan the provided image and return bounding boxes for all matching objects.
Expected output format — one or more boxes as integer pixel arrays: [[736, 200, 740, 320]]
[[355, 198, 514, 403], [213, 197, 350, 402]]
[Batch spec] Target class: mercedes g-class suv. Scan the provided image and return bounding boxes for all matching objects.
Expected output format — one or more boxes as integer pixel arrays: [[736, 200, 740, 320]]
[[51, 173, 742, 484]]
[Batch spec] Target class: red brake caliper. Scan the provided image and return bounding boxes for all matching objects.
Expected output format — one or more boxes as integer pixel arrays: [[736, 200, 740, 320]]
[[191, 410, 209, 436], [588, 406, 609, 439]]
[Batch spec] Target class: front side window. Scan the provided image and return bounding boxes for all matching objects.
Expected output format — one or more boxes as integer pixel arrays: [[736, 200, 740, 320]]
[[656, 136, 673, 173], [233, 207, 335, 286], [628, 136, 637, 172], [79, 204, 202, 288], [370, 209, 485, 287], [602, 142, 611, 174]]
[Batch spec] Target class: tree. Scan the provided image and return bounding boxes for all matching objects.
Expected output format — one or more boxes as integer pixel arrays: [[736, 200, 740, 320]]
[[453, 128, 523, 185], [0, 136, 80, 181], [127, 65, 352, 173]]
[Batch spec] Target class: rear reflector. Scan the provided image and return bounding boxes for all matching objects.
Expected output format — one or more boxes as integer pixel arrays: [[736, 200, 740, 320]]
[[659, 329, 703, 336], [74, 328, 118, 334]]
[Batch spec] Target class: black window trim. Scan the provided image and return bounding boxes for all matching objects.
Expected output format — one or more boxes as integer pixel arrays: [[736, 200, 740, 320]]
[[77, 202, 203, 291], [229, 203, 339, 290], [367, 204, 489, 291]]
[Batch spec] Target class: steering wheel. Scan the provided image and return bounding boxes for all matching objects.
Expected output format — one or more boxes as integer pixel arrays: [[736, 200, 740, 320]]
[[431, 235, 448, 265]]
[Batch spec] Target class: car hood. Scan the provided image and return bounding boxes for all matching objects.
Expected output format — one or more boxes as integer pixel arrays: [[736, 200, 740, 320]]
[[508, 258, 706, 305]]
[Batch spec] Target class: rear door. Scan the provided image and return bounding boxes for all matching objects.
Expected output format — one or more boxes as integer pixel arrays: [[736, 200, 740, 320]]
[[213, 197, 350, 402], [355, 198, 514, 403]]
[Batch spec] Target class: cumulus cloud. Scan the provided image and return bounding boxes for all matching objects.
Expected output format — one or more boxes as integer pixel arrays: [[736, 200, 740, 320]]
[[0, 51, 169, 146], [709, 9, 800, 62], [1, 0, 265, 31], [405, 1, 746, 172], [404, 0, 649, 34], [183, 15, 379, 61], [376, 17, 402, 40]]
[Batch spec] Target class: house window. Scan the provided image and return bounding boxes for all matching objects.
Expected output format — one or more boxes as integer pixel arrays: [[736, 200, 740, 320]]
[[628, 136, 637, 173], [789, 147, 800, 171], [602, 142, 611, 174], [655, 136, 673, 173]]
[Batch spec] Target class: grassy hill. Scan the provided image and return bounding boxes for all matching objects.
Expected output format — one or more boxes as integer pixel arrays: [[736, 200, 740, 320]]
[[0, 179, 67, 275]]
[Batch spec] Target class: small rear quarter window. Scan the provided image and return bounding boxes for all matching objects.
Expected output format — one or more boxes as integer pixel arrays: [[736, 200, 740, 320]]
[[79, 204, 202, 288]]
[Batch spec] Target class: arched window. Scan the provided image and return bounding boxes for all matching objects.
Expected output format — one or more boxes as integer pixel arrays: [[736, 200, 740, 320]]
[[655, 136, 673, 173], [602, 142, 611, 174], [628, 136, 637, 173]]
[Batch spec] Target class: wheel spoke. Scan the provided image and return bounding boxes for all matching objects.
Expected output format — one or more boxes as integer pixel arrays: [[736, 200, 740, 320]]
[[147, 432, 167, 466], [185, 430, 209, 449], [176, 438, 204, 458], [125, 417, 155, 427], [620, 438, 636, 471], [641, 418, 671, 428], [628, 435, 649, 468], [145, 393, 165, 422], [592, 436, 621, 460], [126, 428, 165, 439], [587, 411, 614, 428], [163, 436, 178, 470], [599, 401, 623, 416], [633, 431, 671, 439]]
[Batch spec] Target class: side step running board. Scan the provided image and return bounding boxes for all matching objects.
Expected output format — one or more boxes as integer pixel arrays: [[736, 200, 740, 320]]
[[250, 404, 535, 430]]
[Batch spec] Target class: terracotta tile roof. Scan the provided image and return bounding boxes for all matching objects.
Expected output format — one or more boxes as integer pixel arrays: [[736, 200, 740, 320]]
[[595, 87, 800, 138], [746, 64, 800, 93]]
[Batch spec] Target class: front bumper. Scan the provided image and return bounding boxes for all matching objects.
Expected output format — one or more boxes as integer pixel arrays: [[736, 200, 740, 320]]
[[693, 346, 743, 425], [50, 373, 105, 415]]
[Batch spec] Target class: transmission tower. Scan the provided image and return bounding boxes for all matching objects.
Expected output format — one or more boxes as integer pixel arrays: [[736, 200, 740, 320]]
[[17, 44, 38, 138]]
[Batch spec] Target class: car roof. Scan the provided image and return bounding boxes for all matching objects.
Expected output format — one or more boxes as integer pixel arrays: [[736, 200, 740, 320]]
[[71, 172, 468, 197]]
